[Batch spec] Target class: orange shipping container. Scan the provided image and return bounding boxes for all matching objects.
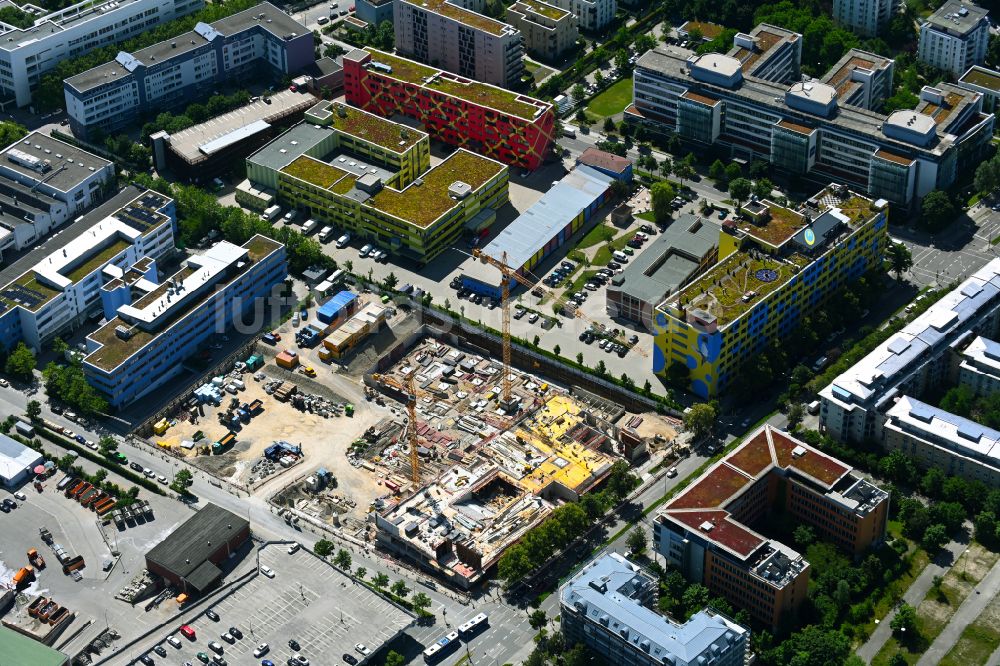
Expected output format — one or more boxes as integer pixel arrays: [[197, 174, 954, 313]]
[[275, 350, 299, 369]]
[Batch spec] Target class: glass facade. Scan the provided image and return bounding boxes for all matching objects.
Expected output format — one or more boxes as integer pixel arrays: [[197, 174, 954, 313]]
[[771, 126, 812, 174], [868, 157, 912, 204], [677, 98, 717, 144]]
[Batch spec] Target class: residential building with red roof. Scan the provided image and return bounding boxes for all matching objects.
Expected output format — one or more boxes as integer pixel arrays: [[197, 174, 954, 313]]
[[654, 425, 889, 628], [576, 148, 633, 182]]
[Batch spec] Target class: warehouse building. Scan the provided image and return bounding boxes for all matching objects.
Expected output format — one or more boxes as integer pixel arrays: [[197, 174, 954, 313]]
[[0, 433, 43, 488], [145, 503, 251, 593], [461, 165, 613, 299], [606, 214, 718, 330]]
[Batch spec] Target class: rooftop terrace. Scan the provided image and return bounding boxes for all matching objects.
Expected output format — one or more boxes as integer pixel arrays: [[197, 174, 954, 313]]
[[316, 101, 424, 152], [369, 150, 505, 228], [735, 202, 807, 247], [960, 66, 1000, 92], [281, 155, 349, 189], [363, 49, 550, 120], [511, 0, 569, 20]]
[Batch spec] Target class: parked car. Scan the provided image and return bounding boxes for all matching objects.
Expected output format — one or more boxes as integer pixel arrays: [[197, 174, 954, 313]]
[[208, 641, 224, 654], [527, 312, 539, 323], [343, 654, 358, 665], [260, 566, 275, 578], [355, 644, 371, 657], [513, 307, 526, 319], [229, 627, 243, 640], [206, 610, 220, 622], [130, 462, 143, 472], [359, 244, 374, 258], [254, 643, 270, 658]]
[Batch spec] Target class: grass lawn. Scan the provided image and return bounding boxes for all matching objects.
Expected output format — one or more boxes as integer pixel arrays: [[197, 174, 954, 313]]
[[591, 232, 636, 266], [577, 223, 617, 250], [586, 78, 633, 118], [524, 59, 555, 85], [940, 592, 1000, 666], [565, 269, 599, 294], [637, 211, 656, 222]]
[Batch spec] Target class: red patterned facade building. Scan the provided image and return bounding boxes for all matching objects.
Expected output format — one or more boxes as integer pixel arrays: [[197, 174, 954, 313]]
[[343, 48, 555, 170]]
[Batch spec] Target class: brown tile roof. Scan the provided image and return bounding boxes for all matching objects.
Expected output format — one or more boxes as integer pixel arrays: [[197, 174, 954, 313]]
[[578, 147, 632, 174], [770, 430, 850, 487], [726, 430, 774, 476], [670, 463, 752, 509], [666, 509, 766, 557]]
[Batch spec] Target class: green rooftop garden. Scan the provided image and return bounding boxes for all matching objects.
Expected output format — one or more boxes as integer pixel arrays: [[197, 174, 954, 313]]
[[327, 102, 423, 152], [368, 150, 504, 228], [85, 316, 153, 371], [245, 235, 282, 262], [961, 67, 1000, 92], [63, 238, 131, 284], [330, 175, 357, 195], [282, 156, 350, 190], [673, 251, 799, 326], [736, 203, 806, 247], [1, 272, 60, 312], [836, 195, 880, 226], [400, 0, 508, 35], [514, 0, 569, 20], [365, 49, 548, 120]]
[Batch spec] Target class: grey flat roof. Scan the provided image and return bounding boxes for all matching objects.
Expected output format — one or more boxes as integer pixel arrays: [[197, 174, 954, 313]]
[[610, 214, 718, 305], [247, 122, 332, 172], [1, 131, 110, 192], [66, 2, 307, 93], [561, 553, 748, 663], [0, 185, 145, 286], [926, 0, 989, 34], [635, 47, 958, 156], [145, 502, 249, 579]]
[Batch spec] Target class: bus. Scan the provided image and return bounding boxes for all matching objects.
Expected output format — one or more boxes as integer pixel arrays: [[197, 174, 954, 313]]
[[422, 631, 459, 662], [458, 613, 489, 637]]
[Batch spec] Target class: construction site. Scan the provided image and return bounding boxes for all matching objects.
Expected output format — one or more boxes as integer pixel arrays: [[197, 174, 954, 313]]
[[363, 336, 668, 589]]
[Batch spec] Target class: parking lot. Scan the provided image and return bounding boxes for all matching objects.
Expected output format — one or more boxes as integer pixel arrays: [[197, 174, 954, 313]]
[[120, 544, 413, 666], [0, 474, 196, 659]]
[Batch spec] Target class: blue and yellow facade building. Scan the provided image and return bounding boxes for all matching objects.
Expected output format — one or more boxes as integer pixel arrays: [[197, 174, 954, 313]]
[[651, 187, 888, 398]]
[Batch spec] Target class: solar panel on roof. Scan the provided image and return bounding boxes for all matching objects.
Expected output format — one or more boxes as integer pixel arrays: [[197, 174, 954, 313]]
[[2, 284, 44, 309]]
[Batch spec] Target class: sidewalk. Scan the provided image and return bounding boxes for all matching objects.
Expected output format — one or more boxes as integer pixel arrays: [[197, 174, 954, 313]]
[[856, 539, 967, 664], [915, 557, 1000, 666]]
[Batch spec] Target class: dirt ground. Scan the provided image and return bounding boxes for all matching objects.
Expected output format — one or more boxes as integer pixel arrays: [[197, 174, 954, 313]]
[[631, 412, 680, 443], [919, 543, 1000, 634], [152, 366, 390, 521]]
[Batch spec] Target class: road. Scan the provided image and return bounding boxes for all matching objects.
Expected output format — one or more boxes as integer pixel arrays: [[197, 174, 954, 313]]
[[891, 204, 1000, 288], [916, 557, 1000, 666]]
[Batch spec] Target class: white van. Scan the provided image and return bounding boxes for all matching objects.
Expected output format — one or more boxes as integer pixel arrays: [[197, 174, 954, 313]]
[[336, 233, 351, 248], [807, 400, 821, 415], [283, 209, 298, 225], [262, 205, 281, 221], [612, 250, 629, 263], [319, 226, 335, 243], [302, 219, 319, 235]]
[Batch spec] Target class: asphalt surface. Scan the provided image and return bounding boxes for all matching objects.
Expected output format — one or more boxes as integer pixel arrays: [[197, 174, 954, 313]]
[[893, 204, 1000, 287]]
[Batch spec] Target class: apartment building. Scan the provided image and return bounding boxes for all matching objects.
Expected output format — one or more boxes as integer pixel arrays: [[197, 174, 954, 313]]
[[83, 235, 286, 406], [832, 0, 896, 38], [918, 1, 990, 76], [64, 2, 314, 139], [655, 425, 889, 628], [884, 396, 1000, 486], [343, 48, 555, 170], [393, 0, 523, 87], [0, 0, 203, 108], [507, 0, 577, 62], [651, 186, 887, 398], [0, 187, 176, 352], [560, 553, 750, 666], [0, 131, 115, 259], [356, 0, 396, 26], [957, 335, 1000, 396], [820, 258, 1000, 444], [247, 100, 508, 263], [629, 27, 994, 207], [545, 0, 614, 32]]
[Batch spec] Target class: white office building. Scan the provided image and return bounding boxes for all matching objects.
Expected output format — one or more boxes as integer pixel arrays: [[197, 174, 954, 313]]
[[918, 1, 990, 76], [832, 0, 896, 38], [0, 0, 204, 108]]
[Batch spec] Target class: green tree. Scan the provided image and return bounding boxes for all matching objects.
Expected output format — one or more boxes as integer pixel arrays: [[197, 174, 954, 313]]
[[572, 83, 587, 102], [724, 163, 742, 183], [888, 653, 908, 666], [975, 154, 1000, 195], [659, 158, 673, 178], [921, 467, 946, 498], [684, 403, 716, 440], [25, 400, 41, 422], [576, 352, 584, 365], [372, 572, 390, 590], [334, 549, 352, 570], [709, 159, 726, 183], [314, 539, 334, 557], [51, 337, 69, 356], [595, 360, 607, 376], [788, 403, 804, 428], [383, 272, 399, 291], [390, 579, 410, 598], [941, 385, 975, 416], [886, 241, 914, 279], [532, 335, 540, 347], [728, 178, 752, 211], [614, 48, 630, 72], [752, 178, 774, 200], [921, 523, 949, 553], [793, 525, 816, 549], [603, 117, 616, 133], [383, 651, 406, 666], [529, 609, 548, 630], [170, 468, 194, 495], [411, 591, 432, 612], [355, 566, 367, 580], [627, 526, 647, 554], [681, 584, 710, 620], [5, 342, 35, 381], [920, 190, 956, 232], [891, 603, 917, 636], [650, 180, 677, 224]]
